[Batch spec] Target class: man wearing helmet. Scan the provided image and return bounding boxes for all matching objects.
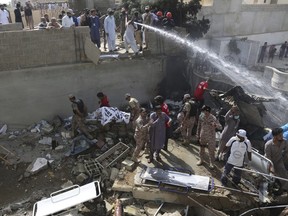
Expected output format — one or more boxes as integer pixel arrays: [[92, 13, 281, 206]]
[[162, 11, 175, 30]]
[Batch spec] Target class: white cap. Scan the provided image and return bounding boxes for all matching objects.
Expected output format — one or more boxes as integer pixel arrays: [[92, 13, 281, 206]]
[[183, 94, 190, 100], [67, 9, 74, 14], [236, 129, 246, 138]]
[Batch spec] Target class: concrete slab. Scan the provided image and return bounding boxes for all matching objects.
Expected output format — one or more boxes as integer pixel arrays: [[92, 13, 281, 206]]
[[112, 139, 259, 212], [84, 37, 101, 65]]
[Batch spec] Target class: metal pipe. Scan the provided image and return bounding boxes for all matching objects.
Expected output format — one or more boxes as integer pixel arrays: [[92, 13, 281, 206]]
[[234, 167, 288, 182], [187, 196, 220, 216], [153, 202, 164, 216], [239, 204, 288, 216], [214, 185, 258, 196]]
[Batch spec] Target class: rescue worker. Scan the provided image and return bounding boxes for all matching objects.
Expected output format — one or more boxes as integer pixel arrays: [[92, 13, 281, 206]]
[[131, 108, 150, 163], [142, 6, 153, 49], [216, 106, 240, 161], [68, 94, 93, 139], [176, 94, 197, 144], [265, 128, 288, 191], [154, 95, 170, 151], [133, 11, 143, 52], [125, 93, 140, 128], [162, 12, 175, 30], [97, 92, 110, 107], [196, 105, 222, 169], [220, 129, 252, 186]]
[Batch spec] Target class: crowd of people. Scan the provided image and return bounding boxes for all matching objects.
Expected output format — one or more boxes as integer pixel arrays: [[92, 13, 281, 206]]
[[258, 41, 288, 63], [0, 1, 175, 55], [0, 2, 175, 55], [67, 78, 287, 191]]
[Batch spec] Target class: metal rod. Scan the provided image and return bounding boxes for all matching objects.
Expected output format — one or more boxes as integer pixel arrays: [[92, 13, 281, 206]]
[[187, 196, 220, 216], [153, 202, 164, 216], [214, 185, 258, 196], [239, 204, 288, 216], [234, 167, 288, 182]]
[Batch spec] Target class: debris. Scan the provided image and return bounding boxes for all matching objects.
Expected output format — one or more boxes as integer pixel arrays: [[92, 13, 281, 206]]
[[61, 180, 74, 189], [40, 120, 54, 134], [105, 200, 114, 215], [55, 145, 64, 151], [106, 137, 114, 146], [121, 159, 136, 171], [26, 158, 54, 175], [110, 167, 120, 181], [95, 142, 130, 168], [0, 124, 8, 135], [72, 163, 86, 176], [8, 134, 17, 139], [76, 173, 89, 183], [162, 211, 182, 216], [38, 137, 52, 145], [61, 131, 71, 139], [84, 159, 104, 178]]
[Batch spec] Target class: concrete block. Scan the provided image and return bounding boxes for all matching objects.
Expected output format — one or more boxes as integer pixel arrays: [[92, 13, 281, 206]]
[[105, 200, 113, 215], [76, 173, 89, 183], [110, 167, 120, 181], [112, 179, 133, 192], [124, 205, 141, 216], [61, 180, 74, 189], [121, 159, 135, 171]]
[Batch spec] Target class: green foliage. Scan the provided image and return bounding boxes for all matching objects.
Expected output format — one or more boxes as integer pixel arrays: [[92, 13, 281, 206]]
[[228, 39, 241, 55]]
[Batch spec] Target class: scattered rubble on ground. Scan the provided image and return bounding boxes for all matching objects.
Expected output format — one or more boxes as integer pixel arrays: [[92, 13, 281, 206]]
[[0, 102, 287, 216]]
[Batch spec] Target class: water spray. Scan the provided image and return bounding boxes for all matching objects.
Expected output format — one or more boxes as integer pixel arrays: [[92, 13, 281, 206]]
[[136, 22, 288, 125]]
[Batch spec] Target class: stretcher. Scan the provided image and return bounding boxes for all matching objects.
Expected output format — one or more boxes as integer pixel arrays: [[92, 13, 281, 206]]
[[140, 167, 213, 193], [32, 181, 101, 216]]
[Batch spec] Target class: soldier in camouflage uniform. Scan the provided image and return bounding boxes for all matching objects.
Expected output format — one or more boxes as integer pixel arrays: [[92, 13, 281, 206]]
[[196, 105, 222, 169], [131, 108, 150, 162], [69, 94, 93, 139], [179, 94, 197, 144], [125, 93, 140, 129]]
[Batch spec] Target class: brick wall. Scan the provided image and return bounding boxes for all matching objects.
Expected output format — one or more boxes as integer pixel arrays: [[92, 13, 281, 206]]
[[0, 26, 90, 71], [0, 23, 23, 32]]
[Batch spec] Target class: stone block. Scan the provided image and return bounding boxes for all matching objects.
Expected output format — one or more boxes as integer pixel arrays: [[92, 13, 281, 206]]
[[112, 179, 133, 192], [121, 159, 135, 171], [110, 167, 120, 181], [76, 173, 89, 183]]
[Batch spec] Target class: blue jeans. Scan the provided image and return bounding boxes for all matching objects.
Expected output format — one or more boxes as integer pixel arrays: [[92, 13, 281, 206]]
[[221, 163, 242, 186]]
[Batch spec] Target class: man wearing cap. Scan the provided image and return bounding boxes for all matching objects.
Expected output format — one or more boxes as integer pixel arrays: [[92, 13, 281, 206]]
[[68, 94, 93, 139], [196, 105, 222, 169], [220, 129, 252, 186], [125, 93, 140, 127], [104, 8, 116, 52], [177, 94, 197, 144], [62, 9, 75, 28], [265, 128, 288, 191]]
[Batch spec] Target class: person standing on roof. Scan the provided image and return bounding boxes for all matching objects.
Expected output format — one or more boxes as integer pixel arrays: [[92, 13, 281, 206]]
[[220, 129, 252, 186], [104, 8, 116, 52], [162, 12, 175, 30]]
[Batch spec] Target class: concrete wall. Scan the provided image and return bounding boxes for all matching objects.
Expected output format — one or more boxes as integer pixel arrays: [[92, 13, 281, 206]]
[[0, 60, 164, 127], [199, 0, 288, 38], [0, 27, 90, 71], [0, 23, 23, 32]]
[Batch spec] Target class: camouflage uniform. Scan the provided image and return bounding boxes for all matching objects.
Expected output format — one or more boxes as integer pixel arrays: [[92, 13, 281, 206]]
[[71, 100, 93, 139], [197, 113, 222, 164], [129, 97, 140, 128], [180, 102, 196, 143], [132, 115, 150, 160]]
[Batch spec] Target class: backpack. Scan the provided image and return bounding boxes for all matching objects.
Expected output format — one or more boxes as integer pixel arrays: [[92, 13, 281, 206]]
[[188, 100, 198, 117]]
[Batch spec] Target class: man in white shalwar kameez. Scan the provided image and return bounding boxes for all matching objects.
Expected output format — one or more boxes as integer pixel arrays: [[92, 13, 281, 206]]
[[124, 20, 138, 54], [104, 8, 116, 52]]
